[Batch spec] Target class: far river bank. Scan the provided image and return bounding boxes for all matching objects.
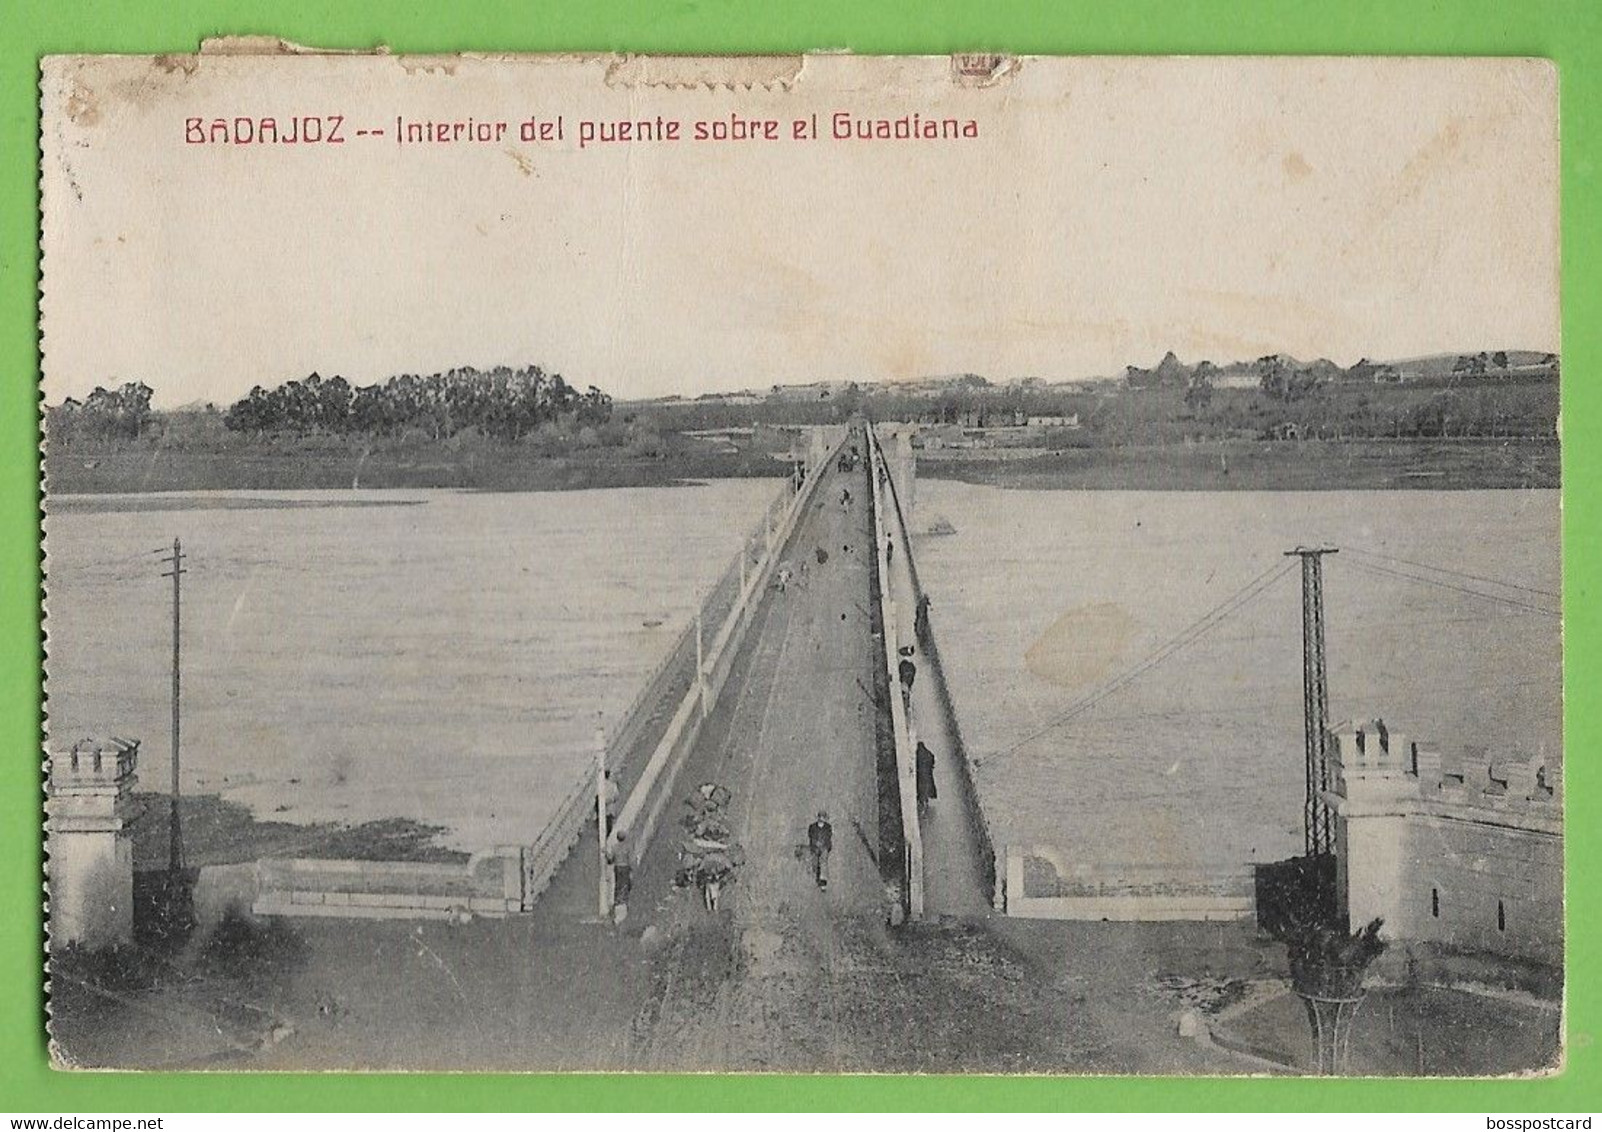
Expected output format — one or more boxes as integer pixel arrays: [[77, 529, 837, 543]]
[[44, 436, 1558, 494], [921, 437, 1559, 492]]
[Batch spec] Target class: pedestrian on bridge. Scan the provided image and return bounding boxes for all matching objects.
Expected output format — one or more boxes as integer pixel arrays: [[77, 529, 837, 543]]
[[807, 811, 833, 889], [915, 739, 938, 816], [607, 831, 633, 926], [899, 652, 918, 700]]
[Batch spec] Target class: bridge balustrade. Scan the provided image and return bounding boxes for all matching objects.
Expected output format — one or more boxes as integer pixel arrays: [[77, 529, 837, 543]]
[[523, 430, 849, 913]]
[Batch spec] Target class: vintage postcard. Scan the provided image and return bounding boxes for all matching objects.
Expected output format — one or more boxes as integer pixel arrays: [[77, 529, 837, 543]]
[[39, 48, 1561, 1074]]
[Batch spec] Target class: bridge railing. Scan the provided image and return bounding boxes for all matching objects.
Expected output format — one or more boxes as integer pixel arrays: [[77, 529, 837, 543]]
[[518, 547, 752, 910], [515, 471, 810, 911], [867, 425, 924, 920], [520, 760, 603, 908], [572, 430, 848, 905]]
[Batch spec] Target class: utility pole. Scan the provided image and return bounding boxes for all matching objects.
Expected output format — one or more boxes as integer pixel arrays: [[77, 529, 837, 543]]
[[1286, 546, 1337, 857], [158, 537, 186, 876]]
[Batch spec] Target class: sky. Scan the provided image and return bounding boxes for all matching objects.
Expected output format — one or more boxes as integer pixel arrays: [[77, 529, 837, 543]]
[[40, 53, 1559, 407]]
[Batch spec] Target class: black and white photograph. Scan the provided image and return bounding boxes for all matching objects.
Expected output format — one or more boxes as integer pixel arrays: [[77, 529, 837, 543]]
[[39, 49, 1561, 1075]]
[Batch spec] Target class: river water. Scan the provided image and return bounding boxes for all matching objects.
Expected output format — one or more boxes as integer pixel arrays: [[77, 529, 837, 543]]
[[912, 484, 1561, 879], [45, 483, 779, 853], [46, 481, 1562, 876]]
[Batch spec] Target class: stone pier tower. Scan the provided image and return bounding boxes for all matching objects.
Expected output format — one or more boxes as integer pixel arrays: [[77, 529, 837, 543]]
[[47, 737, 142, 949]]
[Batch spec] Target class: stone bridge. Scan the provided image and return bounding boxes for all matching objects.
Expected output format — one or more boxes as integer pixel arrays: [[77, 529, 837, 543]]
[[532, 420, 996, 934]]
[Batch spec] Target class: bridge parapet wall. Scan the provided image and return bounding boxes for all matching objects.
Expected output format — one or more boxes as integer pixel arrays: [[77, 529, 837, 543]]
[[1002, 845, 1255, 921], [253, 848, 525, 921], [871, 423, 1003, 914], [867, 425, 924, 919], [876, 441, 1000, 910]]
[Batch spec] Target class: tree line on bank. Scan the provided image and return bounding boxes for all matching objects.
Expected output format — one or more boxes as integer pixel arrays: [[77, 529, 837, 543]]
[[46, 366, 614, 446], [45, 382, 156, 443], [221, 366, 612, 441]]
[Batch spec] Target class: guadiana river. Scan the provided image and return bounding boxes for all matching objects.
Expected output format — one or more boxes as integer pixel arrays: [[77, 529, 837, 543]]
[[46, 481, 1560, 879], [45, 483, 779, 853], [912, 483, 1561, 880]]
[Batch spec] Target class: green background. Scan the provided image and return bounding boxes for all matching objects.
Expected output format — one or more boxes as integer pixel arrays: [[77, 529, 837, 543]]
[[4, 0, 1597, 1112]]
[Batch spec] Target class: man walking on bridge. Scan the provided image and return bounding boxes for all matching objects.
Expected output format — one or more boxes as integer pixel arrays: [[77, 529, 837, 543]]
[[915, 738, 938, 816], [807, 811, 833, 889], [607, 831, 632, 925]]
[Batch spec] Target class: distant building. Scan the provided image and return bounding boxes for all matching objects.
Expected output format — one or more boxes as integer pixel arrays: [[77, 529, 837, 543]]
[[1327, 719, 1561, 967], [769, 381, 849, 402], [958, 408, 1026, 429], [1345, 359, 1403, 384], [1026, 414, 1079, 429], [914, 424, 967, 450]]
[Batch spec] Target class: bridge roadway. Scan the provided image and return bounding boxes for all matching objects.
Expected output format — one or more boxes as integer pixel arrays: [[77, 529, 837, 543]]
[[526, 450, 893, 1066]]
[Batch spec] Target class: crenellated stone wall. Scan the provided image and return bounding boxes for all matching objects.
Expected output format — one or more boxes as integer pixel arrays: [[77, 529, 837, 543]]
[[1326, 718, 1561, 967]]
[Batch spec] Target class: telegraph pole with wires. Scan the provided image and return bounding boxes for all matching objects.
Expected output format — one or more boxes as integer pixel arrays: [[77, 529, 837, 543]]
[[158, 537, 186, 877], [1285, 546, 1337, 857]]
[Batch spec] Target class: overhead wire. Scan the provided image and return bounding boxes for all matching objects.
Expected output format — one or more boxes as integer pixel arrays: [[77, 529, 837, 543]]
[[1343, 544, 1559, 601], [983, 541, 1555, 761], [1341, 557, 1559, 618], [995, 559, 1298, 757]]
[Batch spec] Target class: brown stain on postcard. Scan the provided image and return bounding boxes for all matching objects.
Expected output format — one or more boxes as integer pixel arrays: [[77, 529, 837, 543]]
[[1024, 603, 1137, 691]]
